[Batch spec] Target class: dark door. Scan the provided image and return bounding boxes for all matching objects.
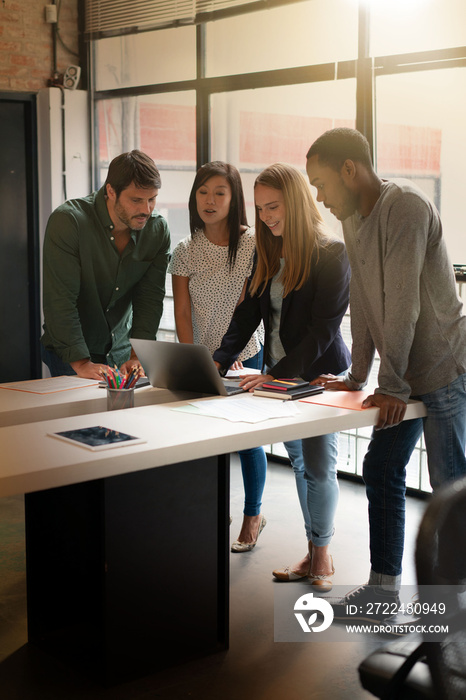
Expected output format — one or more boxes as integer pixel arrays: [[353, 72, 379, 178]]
[[0, 93, 40, 382]]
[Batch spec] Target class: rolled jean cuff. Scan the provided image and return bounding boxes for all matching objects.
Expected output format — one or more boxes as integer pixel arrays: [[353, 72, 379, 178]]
[[368, 569, 402, 593], [310, 530, 335, 548]]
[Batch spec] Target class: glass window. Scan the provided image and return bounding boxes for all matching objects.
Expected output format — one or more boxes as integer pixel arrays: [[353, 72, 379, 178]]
[[96, 93, 196, 226], [94, 26, 197, 91], [205, 0, 358, 77], [370, 0, 466, 57], [214, 78, 358, 469], [337, 432, 357, 475], [210, 78, 356, 234], [375, 67, 466, 264], [96, 92, 197, 336]]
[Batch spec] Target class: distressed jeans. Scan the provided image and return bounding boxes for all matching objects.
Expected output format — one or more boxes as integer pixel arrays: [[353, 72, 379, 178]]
[[364, 372, 466, 588], [284, 433, 339, 547]]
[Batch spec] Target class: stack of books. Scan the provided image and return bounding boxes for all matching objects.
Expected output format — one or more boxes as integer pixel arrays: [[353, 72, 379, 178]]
[[253, 378, 324, 400]]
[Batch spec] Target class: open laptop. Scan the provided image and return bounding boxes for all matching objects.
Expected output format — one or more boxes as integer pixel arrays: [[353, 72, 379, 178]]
[[130, 339, 246, 396]]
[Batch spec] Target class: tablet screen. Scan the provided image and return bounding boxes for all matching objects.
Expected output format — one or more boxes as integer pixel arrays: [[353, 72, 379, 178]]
[[48, 426, 146, 451]]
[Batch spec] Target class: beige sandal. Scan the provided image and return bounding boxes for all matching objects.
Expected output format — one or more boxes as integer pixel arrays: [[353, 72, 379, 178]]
[[307, 555, 335, 592], [231, 515, 267, 553], [272, 564, 309, 582]]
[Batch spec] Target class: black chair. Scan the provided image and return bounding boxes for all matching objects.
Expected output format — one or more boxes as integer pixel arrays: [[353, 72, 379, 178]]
[[359, 476, 466, 700]]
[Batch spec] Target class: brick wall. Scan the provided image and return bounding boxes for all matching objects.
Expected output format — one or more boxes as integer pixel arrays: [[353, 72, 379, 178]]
[[0, 0, 79, 92]]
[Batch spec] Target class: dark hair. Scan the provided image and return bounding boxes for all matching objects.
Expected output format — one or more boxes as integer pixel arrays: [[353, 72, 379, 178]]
[[104, 150, 161, 197], [306, 128, 373, 172], [188, 161, 248, 268]]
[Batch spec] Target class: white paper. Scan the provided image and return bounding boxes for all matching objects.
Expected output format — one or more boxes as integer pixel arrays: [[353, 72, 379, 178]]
[[225, 368, 262, 379], [172, 396, 301, 423]]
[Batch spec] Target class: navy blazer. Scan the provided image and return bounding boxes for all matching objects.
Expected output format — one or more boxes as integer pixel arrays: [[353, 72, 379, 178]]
[[213, 238, 351, 381]]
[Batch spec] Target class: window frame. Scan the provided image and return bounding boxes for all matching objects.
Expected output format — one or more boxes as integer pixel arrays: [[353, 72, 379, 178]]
[[88, 2, 466, 493]]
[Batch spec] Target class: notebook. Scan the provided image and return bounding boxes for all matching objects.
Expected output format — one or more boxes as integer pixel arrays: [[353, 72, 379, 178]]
[[130, 339, 245, 396]]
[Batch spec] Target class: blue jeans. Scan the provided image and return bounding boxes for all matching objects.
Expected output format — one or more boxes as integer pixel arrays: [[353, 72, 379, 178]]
[[239, 348, 267, 516], [284, 433, 339, 547], [364, 372, 466, 587], [41, 345, 110, 376], [41, 345, 77, 377]]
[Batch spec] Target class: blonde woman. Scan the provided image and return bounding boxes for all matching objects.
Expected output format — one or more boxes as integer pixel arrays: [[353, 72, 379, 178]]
[[214, 163, 351, 590]]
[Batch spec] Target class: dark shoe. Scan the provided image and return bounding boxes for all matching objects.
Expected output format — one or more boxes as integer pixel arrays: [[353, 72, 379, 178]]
[[327, 584, 400, 622]]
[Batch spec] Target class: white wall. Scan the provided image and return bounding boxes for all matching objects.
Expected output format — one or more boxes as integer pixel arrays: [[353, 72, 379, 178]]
[[37, 87, 91, 376]]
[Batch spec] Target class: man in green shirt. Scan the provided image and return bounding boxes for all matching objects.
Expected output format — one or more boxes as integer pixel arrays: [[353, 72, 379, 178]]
[[41, 150, 170, 379]]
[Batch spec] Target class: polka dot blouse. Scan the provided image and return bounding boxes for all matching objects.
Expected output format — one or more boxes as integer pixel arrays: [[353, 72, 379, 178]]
[[168, 228, 264, 360]]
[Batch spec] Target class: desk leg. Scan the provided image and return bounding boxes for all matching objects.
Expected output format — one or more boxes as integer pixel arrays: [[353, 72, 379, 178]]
[[24, 454, 230, 684]]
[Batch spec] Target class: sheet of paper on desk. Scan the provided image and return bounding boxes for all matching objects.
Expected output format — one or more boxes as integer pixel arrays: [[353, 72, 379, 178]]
[[0, 377, 100, 394], [225, 368, 262, 379], [172, 397, 300, 423]]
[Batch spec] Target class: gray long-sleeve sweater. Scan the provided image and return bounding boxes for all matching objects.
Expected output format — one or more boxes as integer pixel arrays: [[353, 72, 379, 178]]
[[342, 179, 466, 402]]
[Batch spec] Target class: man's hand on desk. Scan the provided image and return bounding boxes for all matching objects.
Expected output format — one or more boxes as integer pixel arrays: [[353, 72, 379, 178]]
[[362, 393, 407, 430], [70, 359, 108, 380], [120, 358, 145, 376], [311, 374, 408, 428], [310, 374, 349, 391]]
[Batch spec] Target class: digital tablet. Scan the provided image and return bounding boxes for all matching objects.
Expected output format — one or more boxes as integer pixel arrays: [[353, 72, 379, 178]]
[[47, 425, 146, 451]]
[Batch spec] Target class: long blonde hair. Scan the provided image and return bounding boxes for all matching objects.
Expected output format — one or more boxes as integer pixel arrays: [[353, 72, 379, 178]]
[[249, 163, 328, 297]]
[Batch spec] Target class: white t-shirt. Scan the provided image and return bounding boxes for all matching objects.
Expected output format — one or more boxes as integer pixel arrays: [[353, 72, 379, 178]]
[[168, 228, 264, 360]]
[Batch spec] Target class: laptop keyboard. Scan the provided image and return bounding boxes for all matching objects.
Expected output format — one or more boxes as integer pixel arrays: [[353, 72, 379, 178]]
[[224, 384, 245, 396]]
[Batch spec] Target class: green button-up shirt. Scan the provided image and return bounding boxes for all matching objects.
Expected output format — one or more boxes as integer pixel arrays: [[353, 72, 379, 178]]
[[41, 186, 171, 368]]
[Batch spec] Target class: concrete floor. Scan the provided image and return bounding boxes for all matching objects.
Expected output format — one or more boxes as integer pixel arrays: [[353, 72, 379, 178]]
[[0, 456, 427, 700]]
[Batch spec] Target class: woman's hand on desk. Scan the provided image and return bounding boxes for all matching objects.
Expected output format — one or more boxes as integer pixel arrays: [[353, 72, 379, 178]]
[[310, 374, 349, 391], [213, 359, 246, 378], [229, 360, 244, 371], [238, 373, 274, 392]]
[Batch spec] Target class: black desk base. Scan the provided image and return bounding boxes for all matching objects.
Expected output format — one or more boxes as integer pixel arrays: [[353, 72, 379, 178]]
[[24, 454, 230, 684]]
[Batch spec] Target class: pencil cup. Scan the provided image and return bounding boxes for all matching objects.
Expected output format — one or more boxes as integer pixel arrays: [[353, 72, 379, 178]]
[[106, 387, 135, 411]]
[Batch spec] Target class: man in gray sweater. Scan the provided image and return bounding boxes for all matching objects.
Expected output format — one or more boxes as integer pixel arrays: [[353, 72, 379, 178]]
[[306, 127, 466, 619]]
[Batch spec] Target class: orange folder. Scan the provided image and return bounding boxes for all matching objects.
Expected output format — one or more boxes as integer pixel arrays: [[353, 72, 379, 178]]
[[299, 389, 373, 411]]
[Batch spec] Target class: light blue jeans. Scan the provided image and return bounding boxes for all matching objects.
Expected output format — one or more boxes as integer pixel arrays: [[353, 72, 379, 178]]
[[284, 434, 339, 547], [239, 348, 267, 516], [264, 359, 339, 545], [364, 372, 466, 588]]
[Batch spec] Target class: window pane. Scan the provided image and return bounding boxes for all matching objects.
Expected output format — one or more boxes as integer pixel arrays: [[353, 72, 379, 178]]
[[206, 0, 358, 77], [370, 0, 466, 56], [210, 79, 356, 235], [375, 68, 466, 264], [94, 26, 196, 91], [96, 92, 197, 333], [337, 432, 357, 475]]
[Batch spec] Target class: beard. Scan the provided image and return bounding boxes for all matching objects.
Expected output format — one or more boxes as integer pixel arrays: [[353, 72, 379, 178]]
[[114, 200, 149, 231]]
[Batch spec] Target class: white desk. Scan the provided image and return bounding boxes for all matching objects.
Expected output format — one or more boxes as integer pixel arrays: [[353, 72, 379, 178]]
[[0, 394, 426, 498], [0, 385, 426, 683], [0, 381, 191, 428]]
